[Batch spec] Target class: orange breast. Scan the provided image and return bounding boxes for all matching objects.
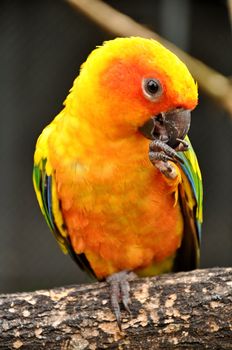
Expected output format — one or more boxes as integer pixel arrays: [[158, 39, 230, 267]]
[[52, 134, 183, 279]]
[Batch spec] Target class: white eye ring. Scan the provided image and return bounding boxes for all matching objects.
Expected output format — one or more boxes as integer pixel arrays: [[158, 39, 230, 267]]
[[142, 78, 163, 101]]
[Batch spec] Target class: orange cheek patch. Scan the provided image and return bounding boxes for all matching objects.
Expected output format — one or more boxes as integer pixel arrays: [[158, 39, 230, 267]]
[[100, 58, 144, 102], [99, 58, 183, 119]]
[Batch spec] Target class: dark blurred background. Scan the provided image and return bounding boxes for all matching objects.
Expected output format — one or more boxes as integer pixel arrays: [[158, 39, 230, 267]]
[[0, 0, 231, 294]]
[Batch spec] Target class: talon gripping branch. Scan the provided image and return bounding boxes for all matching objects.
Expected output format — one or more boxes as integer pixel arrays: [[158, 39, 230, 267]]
[[33, 37, 203, 327]]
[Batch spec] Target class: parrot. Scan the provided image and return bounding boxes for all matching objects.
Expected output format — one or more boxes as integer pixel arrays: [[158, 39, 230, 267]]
[[33, 37, 203, 328]]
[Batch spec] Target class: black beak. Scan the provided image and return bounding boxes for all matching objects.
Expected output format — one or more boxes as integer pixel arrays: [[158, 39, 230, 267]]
[[139, 108, 191, 149]]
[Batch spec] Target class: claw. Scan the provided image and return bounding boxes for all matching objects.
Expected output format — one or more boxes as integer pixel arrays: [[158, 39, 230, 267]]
[[107, 278, 121, 329], [106, 270, 135, 330], [149, 139, 184, 164], [149, 151, 175, 164], [152, 159, 177, 179], [175, 138, 189, 151], [120, 278, 131, 314]]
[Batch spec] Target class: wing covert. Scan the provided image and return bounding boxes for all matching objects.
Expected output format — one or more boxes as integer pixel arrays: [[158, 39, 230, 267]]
[[33, 122, 96, 278], [174, 136, 203, 270]]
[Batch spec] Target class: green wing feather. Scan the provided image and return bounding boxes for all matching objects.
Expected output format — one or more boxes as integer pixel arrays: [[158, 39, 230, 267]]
[[174, 136, 203, 271], [33, 159, 68, 253], [33, 124, 96, 277], [33, 159, 97, 277]]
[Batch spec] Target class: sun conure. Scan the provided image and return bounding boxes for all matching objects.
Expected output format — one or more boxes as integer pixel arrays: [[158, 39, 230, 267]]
[[33, 37, 203, 327]]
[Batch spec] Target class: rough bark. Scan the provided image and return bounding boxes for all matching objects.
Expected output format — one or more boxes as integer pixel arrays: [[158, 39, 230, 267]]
[[0, 268, 231, 349]]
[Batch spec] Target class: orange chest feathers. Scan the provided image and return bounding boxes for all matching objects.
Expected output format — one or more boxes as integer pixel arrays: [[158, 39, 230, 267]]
[[51, 136, 184, 278]]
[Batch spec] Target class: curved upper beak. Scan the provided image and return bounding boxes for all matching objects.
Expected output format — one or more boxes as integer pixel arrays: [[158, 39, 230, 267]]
[[139, 108, 191, 149]]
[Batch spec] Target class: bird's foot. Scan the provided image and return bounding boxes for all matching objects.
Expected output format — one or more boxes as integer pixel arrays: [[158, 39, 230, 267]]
[[149, 139, 188, 179], [106, 270, 136, 330], [152, 160, 177, 179]]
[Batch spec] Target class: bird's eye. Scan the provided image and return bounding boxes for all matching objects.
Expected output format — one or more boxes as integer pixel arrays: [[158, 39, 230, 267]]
[[142, 78, 162, 101]]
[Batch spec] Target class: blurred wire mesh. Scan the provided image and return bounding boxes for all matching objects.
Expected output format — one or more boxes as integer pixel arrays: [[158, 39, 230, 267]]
[[0, 0, 231, 293]]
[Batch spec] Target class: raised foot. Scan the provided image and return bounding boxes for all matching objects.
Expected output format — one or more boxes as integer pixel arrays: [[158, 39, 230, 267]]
[[106, 270, 136, 330], [149, 139, 189, 179]]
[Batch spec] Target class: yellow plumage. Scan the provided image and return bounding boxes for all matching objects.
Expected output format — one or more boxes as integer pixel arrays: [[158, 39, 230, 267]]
[[33, 37, 202, 280]]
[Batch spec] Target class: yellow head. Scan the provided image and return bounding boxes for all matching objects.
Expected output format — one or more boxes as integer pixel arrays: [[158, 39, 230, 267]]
[[65, 37, 198, 140]]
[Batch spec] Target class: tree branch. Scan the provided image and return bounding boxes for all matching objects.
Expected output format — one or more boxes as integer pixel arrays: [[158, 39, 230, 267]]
[[0, 268, 231, 349], [66, 0, 232, 118], [228, 0, 232, 27]]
